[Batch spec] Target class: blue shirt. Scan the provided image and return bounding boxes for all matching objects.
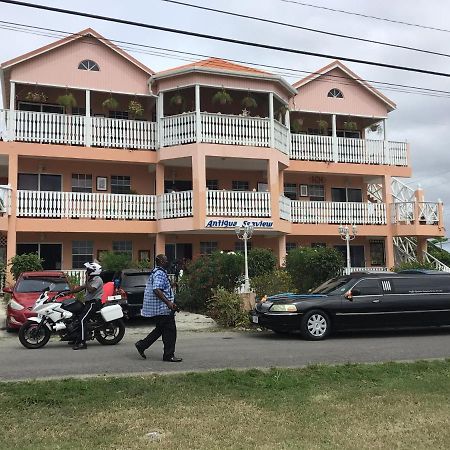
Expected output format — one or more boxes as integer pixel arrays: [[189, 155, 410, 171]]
[[141, 267, 174, 317]]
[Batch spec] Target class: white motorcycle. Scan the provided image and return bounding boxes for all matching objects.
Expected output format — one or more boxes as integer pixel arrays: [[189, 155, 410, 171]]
[[18, 286, 126, 349]]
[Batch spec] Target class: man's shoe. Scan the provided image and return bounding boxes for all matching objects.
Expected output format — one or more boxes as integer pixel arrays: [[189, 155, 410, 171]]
[[135, 343, 146, 359], [72, 343, 87, 350], [163, 356, 182, 362]]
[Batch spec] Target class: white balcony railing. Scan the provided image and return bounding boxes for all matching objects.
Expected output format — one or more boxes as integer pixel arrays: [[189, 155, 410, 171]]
[[161, 112, 196, 147], [158, 191, 193, 219], [279, 195, 291, 221], [207, 190, 271, 217], [290, 134, 333, 161], [291, 201, 387, 225], [17, 191, 157, 220], [273, 120, 290, 155], [0, 184, 12, 215], [391, 202, 440, 225]]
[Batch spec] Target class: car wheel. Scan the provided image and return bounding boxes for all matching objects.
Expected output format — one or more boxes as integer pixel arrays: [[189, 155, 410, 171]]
[[300, 310, 331, 340]]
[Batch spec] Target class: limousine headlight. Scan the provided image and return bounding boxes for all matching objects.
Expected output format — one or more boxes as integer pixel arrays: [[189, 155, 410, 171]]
[[270, 304, 297, 312]]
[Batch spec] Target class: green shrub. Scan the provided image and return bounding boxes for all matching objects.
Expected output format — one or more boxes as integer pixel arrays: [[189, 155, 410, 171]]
[[285, 246, 344, 293], [393, 260, 435, 272], [66, 274, 85, 302], [99, 252, 131, 272], [9, 253, 43, 281], [206, 287, 249, 328], [176, 252, 244, 313], [247, 248, 276, 278], [250, 269, 296, 300], [133, 259, 152, 270]]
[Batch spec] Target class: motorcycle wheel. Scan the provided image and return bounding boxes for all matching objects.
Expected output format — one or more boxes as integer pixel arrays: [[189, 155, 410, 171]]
[[94, 319, 125, 345], [18, 321, 51, 349]]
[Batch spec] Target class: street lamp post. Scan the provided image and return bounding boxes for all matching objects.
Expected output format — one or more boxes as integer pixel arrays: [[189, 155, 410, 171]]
[[235, 223, 254, 292], [338, 224, 357, 275]]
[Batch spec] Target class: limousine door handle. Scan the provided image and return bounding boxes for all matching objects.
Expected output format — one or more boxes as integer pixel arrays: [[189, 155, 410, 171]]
[[372, 299, 380, 303]]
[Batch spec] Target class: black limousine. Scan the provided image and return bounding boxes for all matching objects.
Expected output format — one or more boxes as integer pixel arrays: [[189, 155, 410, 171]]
[[250, 271, 450, 340]]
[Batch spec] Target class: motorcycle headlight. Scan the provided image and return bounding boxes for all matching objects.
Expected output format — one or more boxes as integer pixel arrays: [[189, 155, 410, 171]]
[[270, 304, 297, 312], [9, 299, 25, 311]]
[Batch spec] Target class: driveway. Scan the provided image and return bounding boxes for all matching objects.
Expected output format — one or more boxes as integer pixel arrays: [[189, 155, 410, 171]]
[[1, 325, 449, 381]]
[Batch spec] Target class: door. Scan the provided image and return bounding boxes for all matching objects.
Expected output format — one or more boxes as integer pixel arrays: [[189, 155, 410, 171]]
[[336, 278, 384, 329], [335, 245, 365, 267], [40, 244, 62, 270]]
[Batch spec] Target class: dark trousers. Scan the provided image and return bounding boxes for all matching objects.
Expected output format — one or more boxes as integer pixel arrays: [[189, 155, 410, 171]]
[[138, 313, 177, 359], [77, 300, 101, 344]]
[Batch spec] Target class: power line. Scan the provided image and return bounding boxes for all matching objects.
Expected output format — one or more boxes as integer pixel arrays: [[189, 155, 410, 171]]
[[2, 0, 450, 79], [2, 20, 450, 100], [162, 0, 450, 60], [280, 0, 450, 34]]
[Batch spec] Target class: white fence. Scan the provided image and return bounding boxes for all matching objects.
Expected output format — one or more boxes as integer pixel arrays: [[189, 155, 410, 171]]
[[0, 185, 12, 215], [291, 201, 387, 225], [273, 120, 290, 154], [391, 202, 440, 225], [290, 134, 333, 161], [206, 190, 271, 217], [279, 195, 291, 221], [64, 269, 87, 285], [158, 191, 193, 219], [17, 191, 157, 220]]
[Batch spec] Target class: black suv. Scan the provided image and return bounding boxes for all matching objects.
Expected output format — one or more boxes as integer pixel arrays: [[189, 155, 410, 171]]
[[250, 271, 450, 340], [101, 269, 152, 318]]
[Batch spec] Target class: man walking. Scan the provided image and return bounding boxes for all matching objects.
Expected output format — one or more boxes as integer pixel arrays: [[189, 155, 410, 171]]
[[135, 254, 182, 362]]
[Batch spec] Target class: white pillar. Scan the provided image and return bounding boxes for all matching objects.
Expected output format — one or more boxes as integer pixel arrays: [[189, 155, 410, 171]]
[[332, 114, 338, 162], [383, 118, 390, 165], [269, 92, 274, 148], [157, 92, 164, 148], [8, 81, 16, 141], [284, 108, 290, 127], [85, 89, 91, 147], [195, 84, 201, 143]]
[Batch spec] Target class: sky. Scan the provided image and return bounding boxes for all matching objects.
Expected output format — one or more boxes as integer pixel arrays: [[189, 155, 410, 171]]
[[0, 0, 449, 239]]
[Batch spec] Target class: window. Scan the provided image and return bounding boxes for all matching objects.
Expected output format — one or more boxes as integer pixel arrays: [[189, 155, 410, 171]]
[[312, 243, 326, 248], [336, 130, 361, 139], [331, 188, 362, 203], [113, 241, 132, 255], [370, 240, 385, 266], [235, 241, 252, 253], [18, 102, 64, 114], [18, 173, 61, 191], [72, 174, 92, 193], [232, 181, 249, 191], [308, 184, 325, 201], [286, 242, 297, 253], [327, 88, 343, 98], [78, 59, 100, 71], [284, 183, 297, 200], [206, 180, 219, 190], [111, 175, 131, 194], [109, 110, 129, 120], [72, 241, 93, 269], [200, 241, 218, 255], [353, 279, 382, 296]]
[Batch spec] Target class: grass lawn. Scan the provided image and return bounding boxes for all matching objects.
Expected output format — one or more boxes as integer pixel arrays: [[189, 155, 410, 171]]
[[0, 361, 449, 449]]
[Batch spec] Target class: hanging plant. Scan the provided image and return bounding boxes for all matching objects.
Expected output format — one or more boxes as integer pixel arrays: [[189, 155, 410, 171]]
[[57, 92, 77, 113], [102, 95, 119, 111], [316, 119, 328, 134], [276, 105, 288, 117], [370, 123, 381, 133], [343, 121, 358, 131], [169, 92, 185, 107], [212, 88, 233, 105], [241, 94, 257, 109], [128, 99, 144, 118], [25, 91, 48, 103]]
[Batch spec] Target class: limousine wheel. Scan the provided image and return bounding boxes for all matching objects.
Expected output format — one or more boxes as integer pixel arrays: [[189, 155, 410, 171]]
[[300, 310, 330, 340]]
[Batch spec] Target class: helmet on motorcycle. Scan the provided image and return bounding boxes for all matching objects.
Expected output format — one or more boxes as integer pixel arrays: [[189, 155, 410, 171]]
[[84, 261, 102, 276]]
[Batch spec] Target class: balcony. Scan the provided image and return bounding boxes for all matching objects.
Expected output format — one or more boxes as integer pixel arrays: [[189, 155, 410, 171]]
[[207, 190, 271, 217], [391, 202, 440, 225]]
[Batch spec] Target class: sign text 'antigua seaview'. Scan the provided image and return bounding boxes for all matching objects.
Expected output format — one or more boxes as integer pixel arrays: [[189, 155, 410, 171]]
[[205, 219, 274, 229]]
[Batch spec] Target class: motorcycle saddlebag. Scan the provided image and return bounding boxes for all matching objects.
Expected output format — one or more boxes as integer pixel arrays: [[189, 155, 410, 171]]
[[61, 298, 84, 314], [100, 304, 124, 322]]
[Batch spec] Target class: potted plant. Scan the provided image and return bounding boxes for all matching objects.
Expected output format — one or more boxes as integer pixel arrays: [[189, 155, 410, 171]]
[[212, 88, 233, 105], [128, 99, 144, 119], [343, 121, 358, 131], [370, 123, 381, 133], [57, 92, 77, 113], [25, 91, 48, 103], [102, 95, 119, 111], [241, 93, 257, 109], [316, 119, 328, 135]]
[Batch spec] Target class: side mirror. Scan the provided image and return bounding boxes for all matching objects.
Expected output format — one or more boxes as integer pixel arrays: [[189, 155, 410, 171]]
[[2, 286, 13, 294], [351, 289, 361, 297]]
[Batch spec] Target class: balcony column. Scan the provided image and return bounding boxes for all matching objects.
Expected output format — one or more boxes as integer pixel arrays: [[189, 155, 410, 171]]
[[267, 158, 279, 218], [414, 185, 424, 225], [269, 92, 274, 148], [438, 199, 444, 230], [6, 152, 18, 284], [192, 149, 206, 228], [157, 92, 164, 148], [155, 233, 166, 258], [8, 81, 16, 141], [383, 118, 390, 165], [284, 108, 290, 128], [382, 174, 395, 269], [195, 84, 201, 143], [332, 114, 338, 162], [277, 234, 287, 267], [416, 238, 428, 263], [85, 90, 91, 147]]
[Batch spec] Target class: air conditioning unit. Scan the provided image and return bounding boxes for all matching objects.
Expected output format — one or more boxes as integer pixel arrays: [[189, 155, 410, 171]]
[[300, 185, 308, 197]]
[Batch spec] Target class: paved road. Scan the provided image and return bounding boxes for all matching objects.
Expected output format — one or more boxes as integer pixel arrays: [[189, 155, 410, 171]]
[[1, 326, 450, 381]]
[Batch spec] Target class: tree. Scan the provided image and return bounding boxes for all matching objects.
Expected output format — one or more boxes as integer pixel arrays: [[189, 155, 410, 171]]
[[9, 253, 44, 281], [99, 252, 132, 272], [247, 248, 276, 278], [285, 247, 344, 293]]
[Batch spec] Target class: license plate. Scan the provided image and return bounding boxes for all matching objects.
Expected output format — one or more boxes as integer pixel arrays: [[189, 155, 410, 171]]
[[252, 315, 259, 324]]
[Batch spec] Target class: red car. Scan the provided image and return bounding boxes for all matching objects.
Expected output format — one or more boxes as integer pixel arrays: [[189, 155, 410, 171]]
[[4, 271, 71, 330]]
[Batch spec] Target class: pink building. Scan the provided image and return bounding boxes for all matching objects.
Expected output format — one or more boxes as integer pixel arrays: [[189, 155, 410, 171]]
[[0, 29, 446, 282]]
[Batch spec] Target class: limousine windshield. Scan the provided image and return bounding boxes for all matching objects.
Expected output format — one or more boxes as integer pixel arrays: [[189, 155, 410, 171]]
[[311, 276, 355, 295]]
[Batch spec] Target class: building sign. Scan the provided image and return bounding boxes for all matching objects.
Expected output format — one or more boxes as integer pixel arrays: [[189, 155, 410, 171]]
[[205, 219, 273, 229]]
